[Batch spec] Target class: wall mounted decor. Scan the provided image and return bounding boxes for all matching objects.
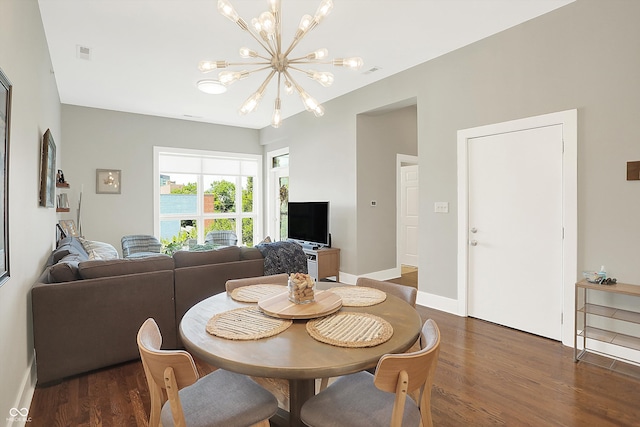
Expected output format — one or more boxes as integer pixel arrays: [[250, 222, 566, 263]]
[[0, 67, 12, 285], [627, 161, 640, 181], [39, 129, 56, 208], [96, 169, 121, 194]]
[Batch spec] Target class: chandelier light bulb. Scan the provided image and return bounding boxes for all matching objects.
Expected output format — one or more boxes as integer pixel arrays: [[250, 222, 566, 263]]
[[313, 104, 325, 117], [314, 0, 334, 23], [306, 48, 328, 60], [217, 0, 239, 23], [268, 0, 280, 14], [299, 90, 320, 112], [298, 14, 313, 33], [307, 70, 334, 87], [284, 79, 294, 95], [271, 98, 282, 128], [239, 92, 263, 115], [218, 70, 248, 86], [334, 57, 364, 70], [239, 47, 258, 58], [198, 60, 228, 72], [251, 17, 262, 32], [259, 11, 276, 37]]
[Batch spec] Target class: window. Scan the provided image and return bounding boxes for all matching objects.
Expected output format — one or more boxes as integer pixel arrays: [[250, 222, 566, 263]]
[[154, 147, 262, 248]]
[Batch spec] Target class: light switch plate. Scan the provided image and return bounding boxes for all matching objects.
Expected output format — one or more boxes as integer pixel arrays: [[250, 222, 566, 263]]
[[434, 202, 449, 213]]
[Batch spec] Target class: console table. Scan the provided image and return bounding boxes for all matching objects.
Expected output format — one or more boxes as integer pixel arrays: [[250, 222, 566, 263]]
[[303, 247, 340, 282]]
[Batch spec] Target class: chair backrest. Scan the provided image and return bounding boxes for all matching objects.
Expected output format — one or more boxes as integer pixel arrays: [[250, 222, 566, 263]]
[[373, 319, 441, 427], [137, 318, 200, 427], [205, 230, 238, 246], [121, 234, 162, 257], [225, 273, 289, 293], [356, 277, 417, 308]]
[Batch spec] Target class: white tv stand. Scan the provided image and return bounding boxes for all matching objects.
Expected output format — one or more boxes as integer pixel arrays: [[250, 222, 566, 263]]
[[303, 247, 340, 282]]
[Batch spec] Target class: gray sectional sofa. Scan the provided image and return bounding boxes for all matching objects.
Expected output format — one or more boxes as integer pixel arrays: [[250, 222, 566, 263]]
[[31, 237, 269, 385]]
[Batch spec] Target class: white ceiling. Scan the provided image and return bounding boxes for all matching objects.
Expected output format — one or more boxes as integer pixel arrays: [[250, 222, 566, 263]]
[[38, 0, 573, 129]]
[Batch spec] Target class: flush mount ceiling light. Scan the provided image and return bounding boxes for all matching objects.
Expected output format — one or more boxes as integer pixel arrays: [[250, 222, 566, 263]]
[[197, 79, 228, 94], [199, 0, 363, 128]]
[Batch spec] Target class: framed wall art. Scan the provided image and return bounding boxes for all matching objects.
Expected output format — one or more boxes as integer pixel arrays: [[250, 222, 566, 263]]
[[39, 129, 56, 208], [0, 67, 11, 285], [96, 169, 121, 194]]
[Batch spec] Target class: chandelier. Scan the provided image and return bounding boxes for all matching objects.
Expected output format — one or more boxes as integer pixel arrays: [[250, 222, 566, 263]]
[[199, 0, 363, 128]]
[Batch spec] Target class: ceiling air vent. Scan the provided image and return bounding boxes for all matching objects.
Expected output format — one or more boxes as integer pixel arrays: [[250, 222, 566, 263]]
[[76, 45, 92, 60], [362, 66, 381, 75]]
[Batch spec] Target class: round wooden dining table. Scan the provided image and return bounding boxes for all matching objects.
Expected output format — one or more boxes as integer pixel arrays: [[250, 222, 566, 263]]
[[179, 286, 422, 427]]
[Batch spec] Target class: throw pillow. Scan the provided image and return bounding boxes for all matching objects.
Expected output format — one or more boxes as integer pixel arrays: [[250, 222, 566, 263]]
[[78, 238, 119, 260], [259, 235, 272, 244]]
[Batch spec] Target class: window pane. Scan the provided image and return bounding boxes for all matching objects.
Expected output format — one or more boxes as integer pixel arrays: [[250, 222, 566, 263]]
[[242, 176, 254, 213], [160, 173, 197, 215], [203, 175, 236, 213], [204, 218, 236, 234], [272, 154, 289, 168], [160, 219, 197, 246], [242, 217, 254, 247]]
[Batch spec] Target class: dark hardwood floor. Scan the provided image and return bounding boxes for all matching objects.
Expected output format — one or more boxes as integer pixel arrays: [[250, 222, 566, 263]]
[[28, 273, 640, 426]]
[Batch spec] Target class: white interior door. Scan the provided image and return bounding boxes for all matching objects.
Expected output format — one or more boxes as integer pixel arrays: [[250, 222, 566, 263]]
[[468, 125, 563, 340], [400, 164, 419, 267]]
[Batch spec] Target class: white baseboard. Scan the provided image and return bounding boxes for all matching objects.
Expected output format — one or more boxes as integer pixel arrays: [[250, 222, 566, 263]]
[[5, 353, 37, 427], [416, 291, 460, 315]]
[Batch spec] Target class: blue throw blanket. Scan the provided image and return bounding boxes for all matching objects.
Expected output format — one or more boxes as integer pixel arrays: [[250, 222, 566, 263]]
[[256, 241, 308, 276]]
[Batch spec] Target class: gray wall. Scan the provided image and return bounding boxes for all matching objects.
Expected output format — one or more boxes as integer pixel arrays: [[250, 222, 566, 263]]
[[61, 106, 261, 252], [0, 0, 62, 416], [356, 106, 417, 274], [262, 0, 640, 296]]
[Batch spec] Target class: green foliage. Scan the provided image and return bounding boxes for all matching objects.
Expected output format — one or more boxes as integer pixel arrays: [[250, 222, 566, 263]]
[[170, 182, 197, 194], [207, 180, 235, 212], [161, 227, 197, 255]]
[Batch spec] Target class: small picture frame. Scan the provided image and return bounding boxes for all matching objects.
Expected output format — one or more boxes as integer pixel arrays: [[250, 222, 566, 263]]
[[96, 169, 121, 194]]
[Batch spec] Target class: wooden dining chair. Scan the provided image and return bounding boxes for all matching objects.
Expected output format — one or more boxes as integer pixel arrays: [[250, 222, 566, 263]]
[[302, 319, 441, 427], [137, 318, 278, 427], [356, 277, 417, 308], [225, 273, 289, 293], [319, 277, 419, 391]]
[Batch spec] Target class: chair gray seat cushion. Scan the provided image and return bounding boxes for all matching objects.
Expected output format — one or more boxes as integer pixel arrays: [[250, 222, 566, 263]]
[[301, 371, 421, 427], [160, 369, 278, 427]]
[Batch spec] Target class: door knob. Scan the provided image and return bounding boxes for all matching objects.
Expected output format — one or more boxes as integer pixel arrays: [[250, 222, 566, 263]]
[[470, 227, 477, 233], [470, 240, 478, 246]]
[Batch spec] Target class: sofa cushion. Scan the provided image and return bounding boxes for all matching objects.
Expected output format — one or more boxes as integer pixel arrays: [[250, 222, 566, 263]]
[[239, 246, 263, 260], [48, 253, 84, 283], [48, 236, 89, 265], [78, 256, 174, 279], [79, 238, 119, 260], [173, 246, 241, 268]]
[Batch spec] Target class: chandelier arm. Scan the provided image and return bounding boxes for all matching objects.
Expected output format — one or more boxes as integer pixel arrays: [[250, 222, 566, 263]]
[[226, 61, 272, 67], [243, 26, 276, 57], [257, 69, 277, 94], [283, 69, 304, 94]]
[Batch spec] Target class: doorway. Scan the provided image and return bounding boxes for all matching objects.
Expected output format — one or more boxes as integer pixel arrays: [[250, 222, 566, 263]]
[[398, 155, 419, 268], [457, 110, 577, 346]]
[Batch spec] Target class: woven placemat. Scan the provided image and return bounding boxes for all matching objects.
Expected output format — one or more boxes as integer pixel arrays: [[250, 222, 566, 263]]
[[206, 307, 292, 340], [230, 284, 287, 303], [326, 286, 387, 307], [306, 312, 393, 348]]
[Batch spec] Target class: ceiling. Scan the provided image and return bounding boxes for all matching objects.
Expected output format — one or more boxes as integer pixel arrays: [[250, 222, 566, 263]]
[[38, 0, 573, 130]]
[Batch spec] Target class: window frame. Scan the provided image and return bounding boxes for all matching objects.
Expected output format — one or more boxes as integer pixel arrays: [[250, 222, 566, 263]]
[[153, 146, 262, 246]]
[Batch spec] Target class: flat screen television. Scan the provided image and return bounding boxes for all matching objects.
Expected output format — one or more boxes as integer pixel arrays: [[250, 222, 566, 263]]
[[287, 201, 330, 248]]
